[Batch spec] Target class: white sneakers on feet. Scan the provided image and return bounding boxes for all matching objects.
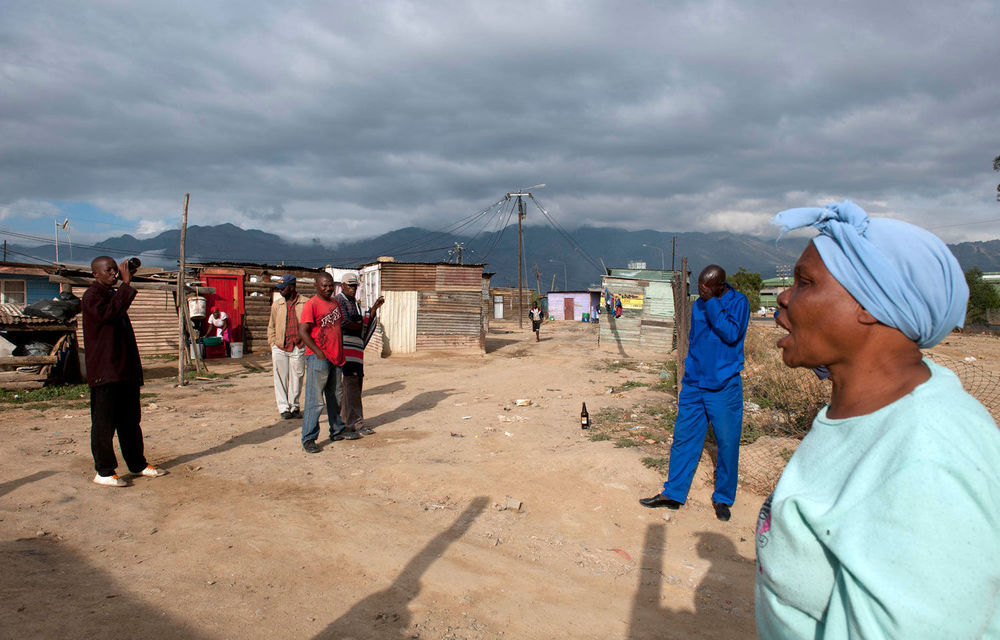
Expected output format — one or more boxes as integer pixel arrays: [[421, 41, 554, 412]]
[[139, 465, 166, 477], [93, 473, 126, 487]]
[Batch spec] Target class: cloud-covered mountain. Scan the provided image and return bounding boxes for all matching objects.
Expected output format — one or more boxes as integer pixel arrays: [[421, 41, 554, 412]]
[[12, 223, 1000, 291]]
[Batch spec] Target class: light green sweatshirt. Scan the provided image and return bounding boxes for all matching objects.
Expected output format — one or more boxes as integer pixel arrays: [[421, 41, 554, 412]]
[[755, 360, 1000, 639]]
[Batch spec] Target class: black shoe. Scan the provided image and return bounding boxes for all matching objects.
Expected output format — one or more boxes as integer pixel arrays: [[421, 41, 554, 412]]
[[303, 440, 320, 454], [713, 502, 732, 521], [331, 429, 361, 442], [280, 411, 294, 420], [358, 427, 374, 435], [290, 409, 301, 418], [639, 494, 682, 509]]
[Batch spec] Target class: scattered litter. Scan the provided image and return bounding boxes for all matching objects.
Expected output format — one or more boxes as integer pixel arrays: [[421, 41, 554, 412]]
[[646, 440, 657, 444], [493, 497, 524, 512], [605, 388, 614, 394], [498, 414, 527, 423], [504, 431, 513, 437], [964, 356, 977, 362], [630, 425, 645, 430], [450, 432, 465, 438], [453, 402, 467, 407], [745, 401, 762, 413], [461, 416, 472, 420], [610, 548, 633, 563], [659, 370, 671, 379], [514, 398, 532, 406], [662, 512, 671, 522]]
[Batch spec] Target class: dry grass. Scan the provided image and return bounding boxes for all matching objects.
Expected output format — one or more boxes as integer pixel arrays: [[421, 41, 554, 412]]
[[742, 324, 831, 441]]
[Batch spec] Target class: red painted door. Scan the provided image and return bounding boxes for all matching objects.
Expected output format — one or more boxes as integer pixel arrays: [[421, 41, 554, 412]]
[[564, 297, 575, 321], [202, 273, 244, 343]]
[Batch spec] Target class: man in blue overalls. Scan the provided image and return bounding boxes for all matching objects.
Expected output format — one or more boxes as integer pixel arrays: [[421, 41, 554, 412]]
[[640, 264, 749, 521]]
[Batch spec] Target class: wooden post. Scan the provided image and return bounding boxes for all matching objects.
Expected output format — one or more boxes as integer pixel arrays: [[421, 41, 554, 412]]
[[674, 257, 690, 390], [177, 193, 190, 386]]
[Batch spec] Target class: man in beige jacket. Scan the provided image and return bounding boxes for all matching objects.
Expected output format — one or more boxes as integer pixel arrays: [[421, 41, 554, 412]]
[[266, 274, 309, 419]]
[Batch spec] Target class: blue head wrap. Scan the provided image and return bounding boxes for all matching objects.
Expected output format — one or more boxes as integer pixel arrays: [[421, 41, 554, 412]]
[[772, 200, 968, 348]]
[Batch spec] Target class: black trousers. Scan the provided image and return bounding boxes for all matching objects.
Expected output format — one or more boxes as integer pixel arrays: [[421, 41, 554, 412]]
[[90, 382, 146, 476]]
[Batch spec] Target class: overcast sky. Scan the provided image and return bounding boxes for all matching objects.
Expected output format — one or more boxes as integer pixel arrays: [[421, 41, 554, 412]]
[[2, 0, 999, 253]]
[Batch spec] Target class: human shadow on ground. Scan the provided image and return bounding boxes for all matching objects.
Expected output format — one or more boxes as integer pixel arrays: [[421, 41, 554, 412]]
[[157, 419, 299, 469], [313, 496, 489, 639], [0, 470, 59, 499], [363, 380, 405, 397], [367, 389, 458, 429], [627, 526, 756, 640], [0, 537, 211, 638]]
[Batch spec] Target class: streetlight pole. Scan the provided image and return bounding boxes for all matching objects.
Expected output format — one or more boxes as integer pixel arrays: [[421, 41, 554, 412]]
[[549, 259, 567, 291], [642, 243, 664, 270]]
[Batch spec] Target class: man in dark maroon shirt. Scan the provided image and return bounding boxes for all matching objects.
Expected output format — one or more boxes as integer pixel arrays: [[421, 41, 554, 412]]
[[82, 256, 165, 487]]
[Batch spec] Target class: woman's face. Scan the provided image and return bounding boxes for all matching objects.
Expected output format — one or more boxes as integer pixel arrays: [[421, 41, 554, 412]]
[[775, 243, 863, 368]]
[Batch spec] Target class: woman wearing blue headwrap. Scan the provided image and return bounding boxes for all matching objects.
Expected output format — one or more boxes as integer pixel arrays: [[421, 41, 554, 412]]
[[755, 201, 1000, 639]]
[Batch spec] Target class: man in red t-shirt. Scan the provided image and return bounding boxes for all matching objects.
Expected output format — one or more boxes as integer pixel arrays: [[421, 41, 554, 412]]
[[298, 272, 359, 452]]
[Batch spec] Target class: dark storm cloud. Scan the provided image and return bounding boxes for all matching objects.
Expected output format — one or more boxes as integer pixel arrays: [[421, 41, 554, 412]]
[[1, 0, 998, 246]]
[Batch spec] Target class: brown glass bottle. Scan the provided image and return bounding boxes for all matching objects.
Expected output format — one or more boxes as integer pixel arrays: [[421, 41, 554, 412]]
[[581, 402, 590, 429]]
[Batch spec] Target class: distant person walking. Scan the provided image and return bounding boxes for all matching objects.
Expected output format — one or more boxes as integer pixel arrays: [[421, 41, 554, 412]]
[[528, 303, 543, 341], [82, 256, 165, 487], [298, 272, 358, 453], [335, 273, 384, 436], [267, 274, 308, 420], [640, 264, 749, 521]]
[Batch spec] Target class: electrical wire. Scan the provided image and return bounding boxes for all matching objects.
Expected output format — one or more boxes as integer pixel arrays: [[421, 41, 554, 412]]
[[527, 195, 605, 273]]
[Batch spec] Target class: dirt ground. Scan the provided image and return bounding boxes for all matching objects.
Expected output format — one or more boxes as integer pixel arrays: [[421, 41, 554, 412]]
[[2, 322, 998, 639]]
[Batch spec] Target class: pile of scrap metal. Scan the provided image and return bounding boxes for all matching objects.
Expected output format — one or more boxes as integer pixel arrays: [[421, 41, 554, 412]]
[[0, 296, 81, 391]]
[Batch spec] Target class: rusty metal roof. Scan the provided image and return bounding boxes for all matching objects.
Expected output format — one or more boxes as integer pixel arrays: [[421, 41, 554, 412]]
[[0, 303, 75, 329]]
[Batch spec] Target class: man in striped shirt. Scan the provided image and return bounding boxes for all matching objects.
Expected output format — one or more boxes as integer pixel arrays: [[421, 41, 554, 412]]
[[336, 273, 384, 436]]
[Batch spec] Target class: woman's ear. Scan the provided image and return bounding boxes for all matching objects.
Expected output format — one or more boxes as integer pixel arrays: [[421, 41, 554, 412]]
[[858, 308, 880, 325]]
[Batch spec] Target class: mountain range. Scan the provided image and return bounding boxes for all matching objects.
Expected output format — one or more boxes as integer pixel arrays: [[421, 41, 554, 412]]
[[8, 223, 1000, 292]]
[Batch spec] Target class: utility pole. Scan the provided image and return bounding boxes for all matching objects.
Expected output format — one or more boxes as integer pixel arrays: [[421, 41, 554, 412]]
[[671, 236, 676, 272], [177, 193, 190, 386], [505, 184, 544, 330], [533, 264, 541, 296], [550, 273, 557, 293]]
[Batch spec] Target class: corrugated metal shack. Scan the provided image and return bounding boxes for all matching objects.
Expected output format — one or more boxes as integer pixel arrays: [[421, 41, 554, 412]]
[[488, 287, 535, 323], [357, 261, 486, 355], [188, 262, 327, 354], [599, 268, 678, 355], [71, 284, 180, 357]]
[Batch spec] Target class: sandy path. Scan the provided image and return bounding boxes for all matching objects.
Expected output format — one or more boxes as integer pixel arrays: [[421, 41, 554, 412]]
[[3, 322, 767, 639]]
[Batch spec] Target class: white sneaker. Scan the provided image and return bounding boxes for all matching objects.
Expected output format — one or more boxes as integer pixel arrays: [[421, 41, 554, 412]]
[[94, 473, 126, 487], [139, 465, 166, 477]]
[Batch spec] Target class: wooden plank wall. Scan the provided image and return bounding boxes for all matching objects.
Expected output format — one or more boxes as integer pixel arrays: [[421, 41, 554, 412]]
[[73, 286, 179, 357]]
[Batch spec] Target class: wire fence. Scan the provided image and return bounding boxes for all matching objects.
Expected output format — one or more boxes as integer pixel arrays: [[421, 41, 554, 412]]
[[737, 325, 1000, 495]]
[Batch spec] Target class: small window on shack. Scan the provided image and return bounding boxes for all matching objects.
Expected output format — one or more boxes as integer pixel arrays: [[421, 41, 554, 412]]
[[1, 280, 26, 305]]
